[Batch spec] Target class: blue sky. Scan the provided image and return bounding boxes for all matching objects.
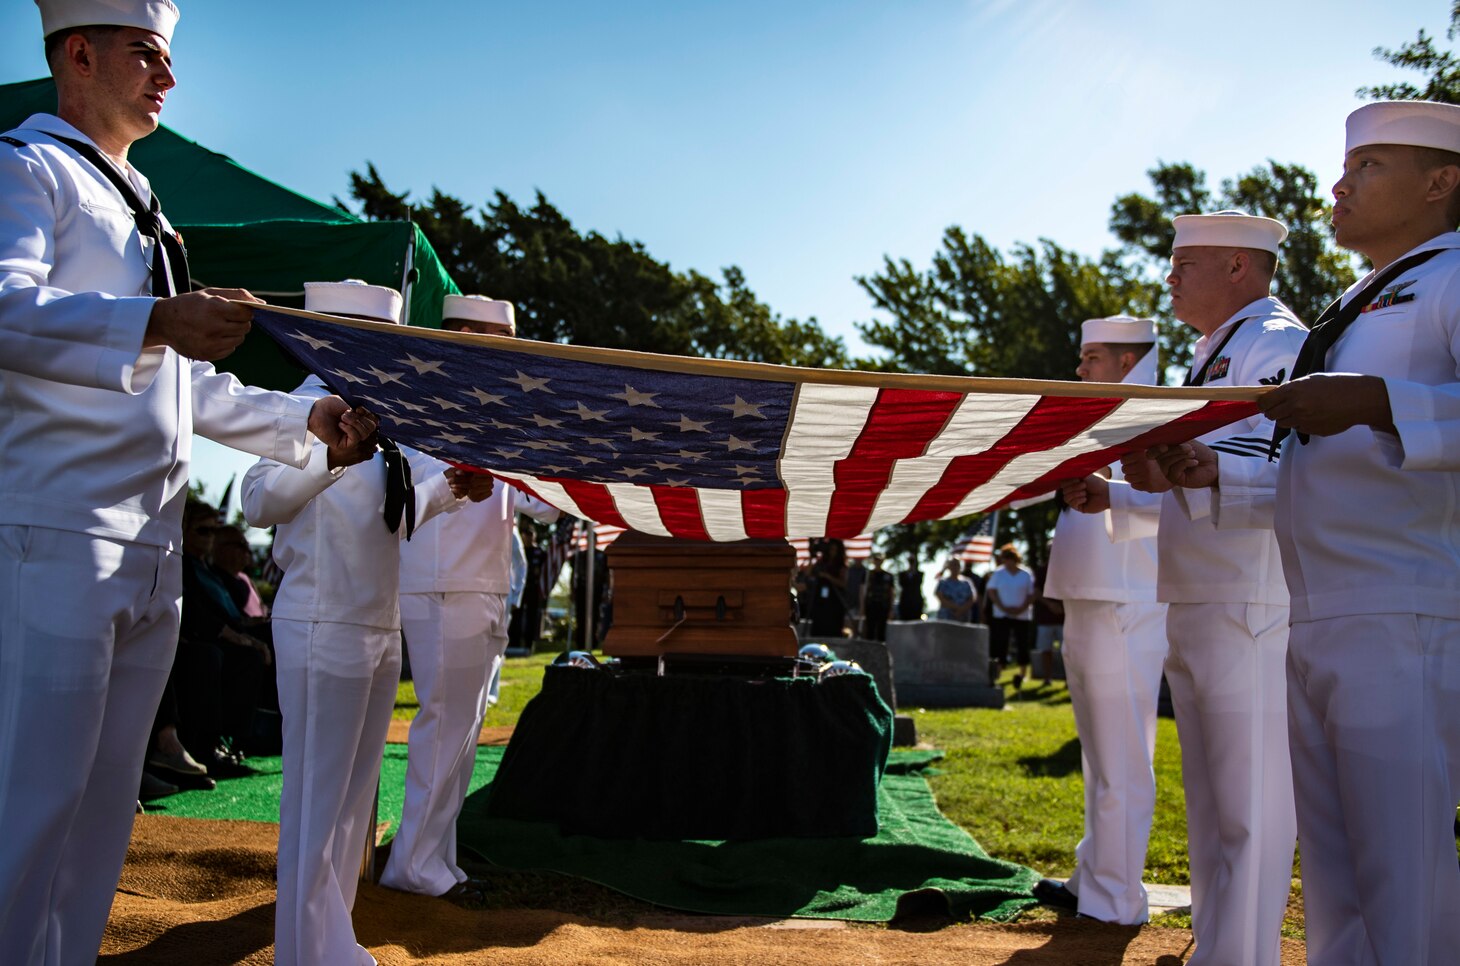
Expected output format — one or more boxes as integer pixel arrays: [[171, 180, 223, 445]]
[[2, 0, 1449, 513]]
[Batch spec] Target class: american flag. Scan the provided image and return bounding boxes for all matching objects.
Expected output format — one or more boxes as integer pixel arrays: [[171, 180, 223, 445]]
[[952, 516, 996, 565], [576, 521, 627, 553], [250, 306, 1262, 541], [539, 516, 578, 601], [789, 535, 873, 566]]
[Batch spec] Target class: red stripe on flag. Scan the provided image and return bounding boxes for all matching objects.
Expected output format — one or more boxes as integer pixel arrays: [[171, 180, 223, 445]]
[[825, 388, 964, 538], [907, 395, 1124, 521], [651, 486, 711, 541], [497, 474, 548, 504], [741, 488, 788, 539], [996, 399, 1262, 507], [556, 479, 630, 529]]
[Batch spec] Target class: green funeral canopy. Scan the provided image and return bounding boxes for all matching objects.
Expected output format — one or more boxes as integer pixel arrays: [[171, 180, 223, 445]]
[[0, 77, 459, 389]]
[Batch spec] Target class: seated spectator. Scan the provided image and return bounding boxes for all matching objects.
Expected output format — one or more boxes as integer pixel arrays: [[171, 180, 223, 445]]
[[143, 679, 213, 794], [174, 501, 274, 773], [211, 524, 269, 619]]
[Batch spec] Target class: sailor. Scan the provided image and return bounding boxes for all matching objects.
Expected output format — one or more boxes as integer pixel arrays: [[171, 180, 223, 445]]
[[0, 3, 366, 961], [380, 295, 559, 905], [241, 281, 493, 966], [1037, 315, 1168, 925], [1252, 100, 1460, 965], [1066, 211, 1306, 966]]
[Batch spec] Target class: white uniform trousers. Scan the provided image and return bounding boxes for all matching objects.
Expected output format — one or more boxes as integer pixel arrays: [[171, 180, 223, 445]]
[[1165, 601, 1295, 966], [1061, 598, 1169, 924], [1288, 614, 1460, 966], [379, 592, 505, 896], [0, 525, 180, 966], [273, 618, 400, 966]]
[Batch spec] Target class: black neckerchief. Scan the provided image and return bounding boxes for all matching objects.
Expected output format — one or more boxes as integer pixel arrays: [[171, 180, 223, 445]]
[[1272, 246, 1446, 450], [378, 437, 417, 541], [1184, 318, 1246, 387], [6, 132, 192, 297]]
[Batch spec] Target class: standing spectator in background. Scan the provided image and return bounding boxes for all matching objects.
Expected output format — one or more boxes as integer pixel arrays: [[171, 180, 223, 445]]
[[964, 560, 989, 604], [1030, 564, 1063, 687], [509, 523, 546, 650], [897, 554, 924, 621], [985, 545, 1035, 688], [860, 553, 895, 641], [845, 555, 866, 636], [808, 539, 850, 637], [571, 546, 610, 648], [934, 557, 977, 622]]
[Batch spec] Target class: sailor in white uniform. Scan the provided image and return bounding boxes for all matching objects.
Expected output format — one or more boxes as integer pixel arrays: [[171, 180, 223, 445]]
[[381, 296, 560, 903], [1068, 212, 1306, 966], [1040, 315, 1168, 925], [242, 281, 492, 966], [1255, 100, 1460, 966], [0, 4, 364, 962]]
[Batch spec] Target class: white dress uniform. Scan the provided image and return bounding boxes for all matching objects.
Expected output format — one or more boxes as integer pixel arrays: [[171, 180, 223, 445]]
[[1274, 232, 1460, 965], [242, 373, 462, 966], [1045, 338, 1168, 925], [381, 486, 557, 897], [1110, 294, 1306, 966], [0, 113, 320, 963]]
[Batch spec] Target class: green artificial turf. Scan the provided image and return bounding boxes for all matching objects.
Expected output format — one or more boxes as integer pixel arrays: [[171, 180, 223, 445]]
[[148, 735, 1037, 922]]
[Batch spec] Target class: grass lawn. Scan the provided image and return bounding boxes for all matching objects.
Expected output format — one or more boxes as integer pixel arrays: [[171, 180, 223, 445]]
[[395, 652, 1313, 935]]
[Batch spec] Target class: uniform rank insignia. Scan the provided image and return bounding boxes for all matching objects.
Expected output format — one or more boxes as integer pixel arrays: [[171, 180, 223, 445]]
[[1207, 355, 1231, 380], [1360, 278, 1418, 313]]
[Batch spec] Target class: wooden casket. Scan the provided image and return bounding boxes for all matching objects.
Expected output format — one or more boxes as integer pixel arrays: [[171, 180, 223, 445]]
[[601, 531, 798, 657]]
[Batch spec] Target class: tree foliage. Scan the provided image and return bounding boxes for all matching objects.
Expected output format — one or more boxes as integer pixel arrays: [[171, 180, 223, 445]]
[[1358, 1, 1460, 103], [344, 164, 849, 368], [1110, 160, 1357, 369]]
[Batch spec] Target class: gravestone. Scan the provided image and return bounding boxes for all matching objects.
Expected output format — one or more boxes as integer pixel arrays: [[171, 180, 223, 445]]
[[885, 620, 1004, 709]]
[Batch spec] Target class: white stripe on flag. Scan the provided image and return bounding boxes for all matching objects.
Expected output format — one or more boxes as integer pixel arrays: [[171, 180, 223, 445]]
[[604, 482, 672, 537], [862, 392, 1041, 531], [697, 488, 750, 542], [780, 383, 881, 537], [499, 473, 588, 520], [950, 397, 1209, 516]]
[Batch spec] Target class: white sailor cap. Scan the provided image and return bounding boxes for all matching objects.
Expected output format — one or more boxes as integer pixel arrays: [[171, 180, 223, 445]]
[[1172, 210, 1287, 255], [304, 279, 403, 325], [36, 0, 179, 43], [1346, 100, 1460, 155], [1081, 315, 1157, 346], [442, 294, 515, 333]]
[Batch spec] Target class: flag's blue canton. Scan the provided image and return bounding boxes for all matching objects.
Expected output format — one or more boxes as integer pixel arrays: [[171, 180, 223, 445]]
[[253, 309, 796, 490]]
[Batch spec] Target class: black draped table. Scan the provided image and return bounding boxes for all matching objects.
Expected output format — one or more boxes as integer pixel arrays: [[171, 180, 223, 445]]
[[484, 666, 894, 840]]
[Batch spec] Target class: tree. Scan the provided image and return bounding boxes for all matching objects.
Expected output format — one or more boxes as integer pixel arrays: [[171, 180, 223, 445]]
[[344, 165, 849, 368], [1359, 2, 1460, 103], [1109, 160, 1357, 369]]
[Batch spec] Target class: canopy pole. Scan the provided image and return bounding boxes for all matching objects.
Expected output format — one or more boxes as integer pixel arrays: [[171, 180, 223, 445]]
[[400, 212, 417, 328]]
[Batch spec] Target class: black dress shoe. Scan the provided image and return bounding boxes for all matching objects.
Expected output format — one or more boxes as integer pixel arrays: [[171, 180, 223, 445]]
[[139, 770, 179, 801], [1032, 877, 1079, 912], [172, 771, 218, 792], [204, 751, 255, 779], [438, 880, 489, 910]]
